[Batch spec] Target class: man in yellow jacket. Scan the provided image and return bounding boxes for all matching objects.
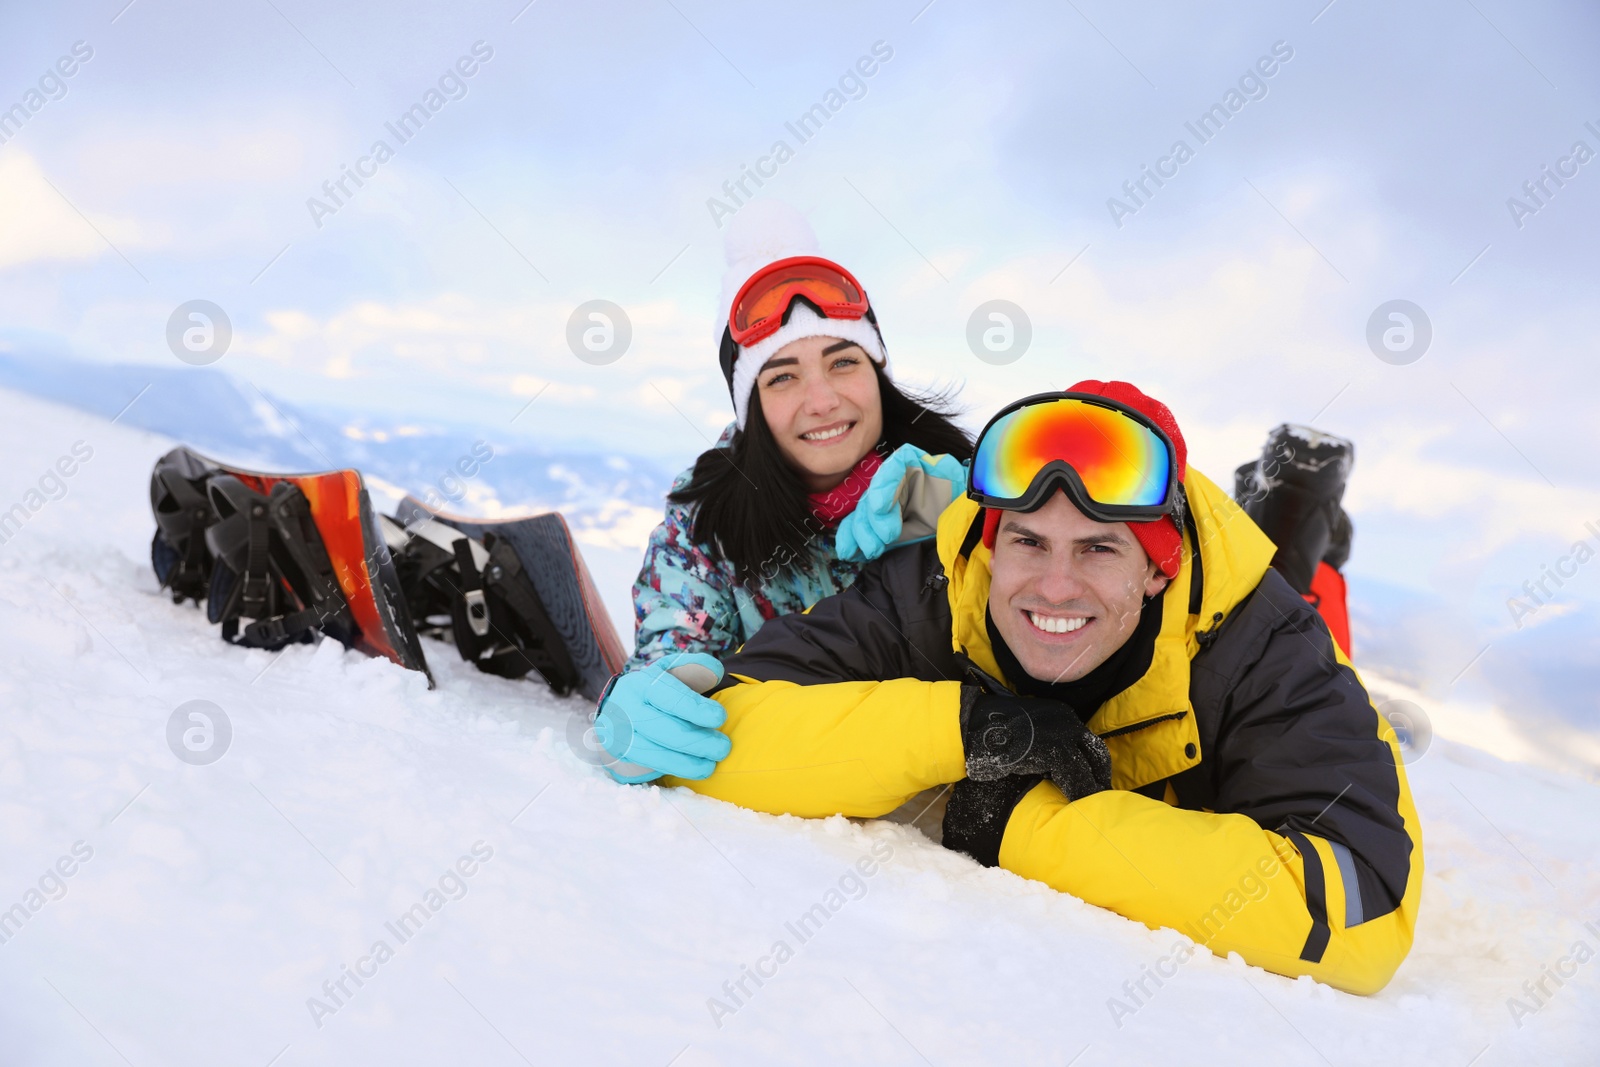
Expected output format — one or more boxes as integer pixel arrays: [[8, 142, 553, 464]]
[[619, 381, 1421, 995]]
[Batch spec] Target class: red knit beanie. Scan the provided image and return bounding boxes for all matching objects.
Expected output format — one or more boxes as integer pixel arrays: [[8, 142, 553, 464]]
[[980, 380, 1186, 578]]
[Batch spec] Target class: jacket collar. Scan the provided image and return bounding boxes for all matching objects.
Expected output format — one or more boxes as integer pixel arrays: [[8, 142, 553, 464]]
[[936, 470, 1276, 789]]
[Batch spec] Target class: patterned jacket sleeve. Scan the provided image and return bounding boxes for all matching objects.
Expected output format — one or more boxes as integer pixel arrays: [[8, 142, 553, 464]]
[[627, 499, 744, 670]]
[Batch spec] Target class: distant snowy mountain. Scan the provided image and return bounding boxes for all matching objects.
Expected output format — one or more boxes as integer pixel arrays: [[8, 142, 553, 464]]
[[0, 350, 677, 587], [0, 351, 678, 516]]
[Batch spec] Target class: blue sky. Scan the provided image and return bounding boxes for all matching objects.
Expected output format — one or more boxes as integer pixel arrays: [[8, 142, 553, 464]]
[[2, 0, 1597, 755]]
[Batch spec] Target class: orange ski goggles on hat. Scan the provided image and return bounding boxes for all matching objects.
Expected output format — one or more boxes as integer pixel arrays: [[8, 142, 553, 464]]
[[728, 256, 871, 346]]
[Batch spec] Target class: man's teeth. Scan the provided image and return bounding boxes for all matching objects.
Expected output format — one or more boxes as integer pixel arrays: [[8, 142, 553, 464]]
[[802, 425, 850, 441], [1029, 612, 1087, 634]]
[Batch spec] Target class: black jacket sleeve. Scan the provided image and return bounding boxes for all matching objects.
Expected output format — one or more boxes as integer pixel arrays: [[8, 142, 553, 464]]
[[714, 538, 959, 690], [1184, 569, 1413, 922]]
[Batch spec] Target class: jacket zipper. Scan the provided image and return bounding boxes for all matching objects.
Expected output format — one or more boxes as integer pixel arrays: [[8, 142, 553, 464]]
[[1097, 710, 1189, 740]]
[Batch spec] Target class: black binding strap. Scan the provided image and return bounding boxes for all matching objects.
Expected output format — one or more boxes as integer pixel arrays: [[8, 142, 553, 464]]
[[150, 455, 218, 600], [204, 476, 353, 651], [450, 537, 490, 660], [238, 605, 328, 647], [264, 482, 354, 647], [204, 476, 279, 633], [239, 496, 273, 618], [479, 536, 580, 694]]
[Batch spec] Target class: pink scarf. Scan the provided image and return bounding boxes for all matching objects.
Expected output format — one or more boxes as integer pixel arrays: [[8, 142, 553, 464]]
[[809, 449, 884, 524]]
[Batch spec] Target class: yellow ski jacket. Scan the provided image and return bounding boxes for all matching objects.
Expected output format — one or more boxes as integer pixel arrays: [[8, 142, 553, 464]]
[[668, 470, 1422, 994]]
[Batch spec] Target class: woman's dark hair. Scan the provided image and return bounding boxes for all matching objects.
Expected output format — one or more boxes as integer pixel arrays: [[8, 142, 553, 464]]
[[668, 360, 974, 585]]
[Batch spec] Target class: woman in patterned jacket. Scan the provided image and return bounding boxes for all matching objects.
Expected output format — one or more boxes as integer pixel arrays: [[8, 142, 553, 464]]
[[596, 209, 973, 783]]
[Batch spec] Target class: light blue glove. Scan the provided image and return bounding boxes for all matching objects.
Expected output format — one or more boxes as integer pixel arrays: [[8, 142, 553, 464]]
[[592, 652, 730, 784], [835, 444, 969, 562]]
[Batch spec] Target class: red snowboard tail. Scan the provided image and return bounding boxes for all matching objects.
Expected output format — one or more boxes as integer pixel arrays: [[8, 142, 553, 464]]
[[1305, 561, 1351, 659]]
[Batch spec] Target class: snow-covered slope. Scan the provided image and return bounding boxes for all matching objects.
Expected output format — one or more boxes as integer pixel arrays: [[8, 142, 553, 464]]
[[1, 387, 1596, 1065]]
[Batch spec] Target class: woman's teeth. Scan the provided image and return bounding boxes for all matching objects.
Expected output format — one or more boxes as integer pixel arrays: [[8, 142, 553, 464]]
[[801, 424, 851, 441], [1029, 612, 1087, 634]]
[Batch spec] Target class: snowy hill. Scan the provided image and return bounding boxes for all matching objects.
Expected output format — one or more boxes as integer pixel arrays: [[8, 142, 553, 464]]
[[1, 386, 1597, 1065]]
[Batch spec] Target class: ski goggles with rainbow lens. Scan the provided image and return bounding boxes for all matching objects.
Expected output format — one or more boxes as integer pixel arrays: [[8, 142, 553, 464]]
[[728, 256, 871, 346], [967, 392, 1179, 522]]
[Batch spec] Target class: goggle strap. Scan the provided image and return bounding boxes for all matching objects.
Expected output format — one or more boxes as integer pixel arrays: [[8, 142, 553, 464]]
[[958, 510, 985, 559], [1177, 487, 1204, 615]]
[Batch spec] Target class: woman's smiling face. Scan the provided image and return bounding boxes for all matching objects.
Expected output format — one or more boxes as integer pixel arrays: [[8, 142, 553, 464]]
[[755, 335, 882, 492]]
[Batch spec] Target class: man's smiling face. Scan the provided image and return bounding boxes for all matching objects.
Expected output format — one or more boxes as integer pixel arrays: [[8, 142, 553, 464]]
[[986, 490, 1170, 684]]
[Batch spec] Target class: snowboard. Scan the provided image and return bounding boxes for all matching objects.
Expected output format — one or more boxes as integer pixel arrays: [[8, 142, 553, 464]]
[[392, 497, 626, 702], [149, 446, 434, 684], [1232, 424, 1355, 658]]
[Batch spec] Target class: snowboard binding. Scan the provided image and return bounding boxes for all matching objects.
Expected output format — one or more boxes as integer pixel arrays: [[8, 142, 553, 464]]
[[1234, 424, 1354, 654], [391, 497, 626, 702], [1234, 424, 1353, 593], [385, 515, 582, 695], [204, 475, 357, 652], [150, 447, 221, 603], [146, 447, 434, 684]]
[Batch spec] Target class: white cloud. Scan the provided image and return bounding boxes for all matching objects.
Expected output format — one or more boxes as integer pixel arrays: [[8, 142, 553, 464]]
[[79, 119, 312, 190], [247, 293, 713, 382], [0, 152, 149, 269], [509, 374, 595, 403]]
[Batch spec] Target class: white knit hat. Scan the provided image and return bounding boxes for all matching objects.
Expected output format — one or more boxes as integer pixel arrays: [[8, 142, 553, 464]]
[[714, 201, 888, 429]]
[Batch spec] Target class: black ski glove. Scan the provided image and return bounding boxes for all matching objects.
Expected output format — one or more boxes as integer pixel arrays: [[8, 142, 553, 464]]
[[942, 774, 1043, 867], [959, 687, 1113, 801]]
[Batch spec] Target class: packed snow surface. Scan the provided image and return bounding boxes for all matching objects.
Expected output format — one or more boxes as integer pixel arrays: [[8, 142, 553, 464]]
[[1, 387, 1596, 1066]]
